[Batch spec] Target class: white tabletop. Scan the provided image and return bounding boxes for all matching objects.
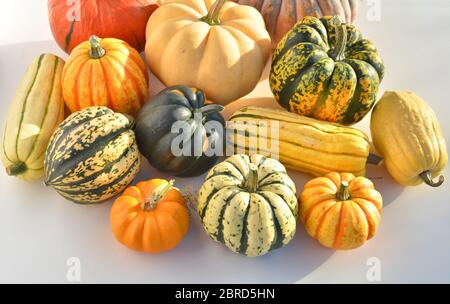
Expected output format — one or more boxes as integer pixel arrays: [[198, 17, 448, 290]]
[[1, 0, 449, 283]]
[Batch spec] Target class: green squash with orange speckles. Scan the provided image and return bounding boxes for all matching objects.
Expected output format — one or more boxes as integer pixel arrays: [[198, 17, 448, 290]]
[[270, 16, 385, 125], [44, 107, 141, 204]]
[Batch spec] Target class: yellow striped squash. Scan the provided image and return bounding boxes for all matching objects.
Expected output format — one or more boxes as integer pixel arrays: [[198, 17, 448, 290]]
[[1, 53, 65, 181], [198, 154, 298, 257], [227, 106, 374, 177], [44, 107, 141, 204]]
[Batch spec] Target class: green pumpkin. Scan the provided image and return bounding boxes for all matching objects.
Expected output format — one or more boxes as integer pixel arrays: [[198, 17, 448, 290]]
[[44, 107, 141, 204], [270, 15, 385, 125], [135, 86, 225, 177], [198, 154, 298, 257]]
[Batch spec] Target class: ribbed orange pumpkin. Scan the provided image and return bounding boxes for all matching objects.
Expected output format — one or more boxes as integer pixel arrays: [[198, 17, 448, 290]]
[[62, 35, 149, 117], [299, 172, 382, 250], [48, 0, 158, 54], [110, 179, 190, 253]]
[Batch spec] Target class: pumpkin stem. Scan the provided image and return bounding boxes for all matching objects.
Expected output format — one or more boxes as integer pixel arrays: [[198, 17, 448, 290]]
[[366, 153, 384, 166], [419, 171, 444, 187], [199, 104, 225, 116], [245, 164, 259, 193], [329, 16, 347, 61], [142, 180, 176, 211], [337, 181, 350, 201], [200, 0, 227, 25], [89, 35, 106, 59], [6, 161, 27, 176]]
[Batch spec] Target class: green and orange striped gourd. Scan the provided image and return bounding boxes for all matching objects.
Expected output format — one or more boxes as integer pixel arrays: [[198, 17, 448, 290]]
[[270, 16, 384, 125]]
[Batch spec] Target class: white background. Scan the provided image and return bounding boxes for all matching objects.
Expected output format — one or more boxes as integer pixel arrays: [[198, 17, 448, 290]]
[[0, 0, 449, 283]]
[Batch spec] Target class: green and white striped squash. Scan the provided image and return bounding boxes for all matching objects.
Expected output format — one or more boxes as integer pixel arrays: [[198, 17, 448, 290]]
[[1, 53, 65, 181], [44, 106, 141, 204], [198, 154, 298, 257]]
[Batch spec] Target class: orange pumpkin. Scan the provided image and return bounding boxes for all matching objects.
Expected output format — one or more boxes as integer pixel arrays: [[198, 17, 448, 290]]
[[48, 0, 158, 54], [110, 179, 190, 253], [62, 35, 149, 117], [299, 172, 382, 250]]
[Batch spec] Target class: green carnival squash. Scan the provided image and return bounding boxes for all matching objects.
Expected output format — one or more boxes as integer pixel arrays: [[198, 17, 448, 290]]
[[270, 16, 385, 125], [44, 107, 141, 204], [198, 154, 298, 257], [135, 86, 225, 177], [1, 54, 65, 181]]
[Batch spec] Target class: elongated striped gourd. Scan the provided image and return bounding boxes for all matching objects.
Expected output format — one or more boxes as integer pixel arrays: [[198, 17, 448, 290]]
[[198, 154, 298, 257], [1, 53, 65, 181], [227, 106, 373, 177], [44, 107, 141, 204]]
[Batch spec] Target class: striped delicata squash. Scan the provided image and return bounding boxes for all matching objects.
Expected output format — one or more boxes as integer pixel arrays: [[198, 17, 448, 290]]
[[227, 106, 380, 177], [1, 54, 65, 181], [44, 107, 141, 204]]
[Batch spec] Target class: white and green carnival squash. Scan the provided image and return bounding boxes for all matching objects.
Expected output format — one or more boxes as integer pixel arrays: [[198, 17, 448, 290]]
[[44, 106, 141, 204], [198, 154, 298, 257]]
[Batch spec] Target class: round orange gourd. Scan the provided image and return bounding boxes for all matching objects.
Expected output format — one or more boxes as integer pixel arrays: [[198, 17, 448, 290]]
[[110, 179, 190, 253], [299, 172, 382, 250], [62, 35, 149, 117]]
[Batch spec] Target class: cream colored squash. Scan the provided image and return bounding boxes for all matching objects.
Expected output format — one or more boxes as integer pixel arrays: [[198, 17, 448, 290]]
[[1, 54, 65, 181], [371, 91, 448, 187], [145, 0, 271, 105]]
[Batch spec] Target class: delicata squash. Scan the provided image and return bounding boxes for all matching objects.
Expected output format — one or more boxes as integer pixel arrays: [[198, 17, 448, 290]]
[[1, 54, 65, 181], [228, 106, 380, 177], [371, 91, 448, 187]]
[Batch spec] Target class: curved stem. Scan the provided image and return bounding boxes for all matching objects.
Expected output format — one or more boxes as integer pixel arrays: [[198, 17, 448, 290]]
[[6, 162, 27, 176], [336, 181, 350, 201], [142, 180, 175, 211], [245, 164, 259, 193], [198, 104, 225, 116], [89, 35, 106, 59], [419, 171, 444, 187], [366, 153, 384, 166], [329, 16, 347, 61], [200, 0, 227, 25]]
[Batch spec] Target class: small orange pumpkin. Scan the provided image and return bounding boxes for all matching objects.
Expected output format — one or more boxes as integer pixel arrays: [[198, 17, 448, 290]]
[[110, 179, 190, 253], [299, 172, 382, 250], [62, 35, 149, 117]]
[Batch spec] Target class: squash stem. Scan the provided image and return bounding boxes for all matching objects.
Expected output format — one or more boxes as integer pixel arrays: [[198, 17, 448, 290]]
[[419, 171, 444, 187], [142, 180, 176, 211], [199, 104, 225, 116], [329, 16, 347, 61], [245, 164, 259, 193], [6, 162, 27, 176], [337, 181, 350, 201], [200, 0, 227, 25], [366, 153, 384, 166], [89, 35, 106, 59]]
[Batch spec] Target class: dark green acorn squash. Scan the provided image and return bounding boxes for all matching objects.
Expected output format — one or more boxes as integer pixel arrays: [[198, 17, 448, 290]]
[[135, 86, 225, 177], [270, 15, 385, 125], [44, 106, 141, 204]]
